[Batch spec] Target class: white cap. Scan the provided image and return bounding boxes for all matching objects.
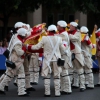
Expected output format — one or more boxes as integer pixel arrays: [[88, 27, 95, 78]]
[[80, 26, 89, 33], [95, 28, 100, 33], [17, 28, 27, 36], [70, 22, 78, 27], [57, 20, 67, 27], [14, 22, 24, 28], [26, 24, 30, 31], [47, 25, 57, 31]]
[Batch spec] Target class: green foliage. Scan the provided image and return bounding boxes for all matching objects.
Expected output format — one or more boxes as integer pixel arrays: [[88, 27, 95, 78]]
[[0, 0, 42, 17], [0, 0, 99, 17], [42, 0, 99, 13], [0, 0, 99, 38]]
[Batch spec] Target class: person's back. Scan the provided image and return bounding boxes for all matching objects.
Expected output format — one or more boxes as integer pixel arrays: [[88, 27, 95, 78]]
[[27, 24, 66, 97], [41, 36, 63, 59]]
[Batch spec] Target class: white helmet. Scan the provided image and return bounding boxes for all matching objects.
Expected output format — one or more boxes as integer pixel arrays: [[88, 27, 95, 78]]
[[26, 24, 30, 31], [14, 22, 24, 28], [80, 26, 89, 33], [47, 25, 57, 31], [70, 22, 78, 27], [17, 28, 27, 36], [57, 20, 67, 27]]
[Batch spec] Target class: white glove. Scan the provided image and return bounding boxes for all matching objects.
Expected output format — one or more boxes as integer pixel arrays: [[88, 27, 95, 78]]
[[62, 41, 68, 47], [85, 35, 89, 41], [92, 44, 96, 48], [38, 57, 42, 61]]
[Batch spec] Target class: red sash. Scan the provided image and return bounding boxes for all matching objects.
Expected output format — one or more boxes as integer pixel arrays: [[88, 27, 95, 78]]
[[68, 30, 77, 50]]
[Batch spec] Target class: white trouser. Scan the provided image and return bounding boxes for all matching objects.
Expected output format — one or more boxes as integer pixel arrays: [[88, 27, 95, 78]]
[[60, 68, 72, 92], [16, 64, 26, 95], [0, 65, 26, 95], [0, 69, 12, 87], [0, 68, 13, 91], [25, 72, 32, 89], [14, 76, 18, 85], [0, 73, 5, 83], [24, 57, 32, 89], [54, 78, 60, 96], [44, 74, 61, 96], [84, 66, 94, 87], [72, 71, 79, 87], [98, 73, 100, 84], [97, 57, 100, 84], [29, 57, 39, 83], [73, 59, 85, 89], [44, 78, 50, 95], [68, 68, 74, 84], [17, 74, 26, 95]]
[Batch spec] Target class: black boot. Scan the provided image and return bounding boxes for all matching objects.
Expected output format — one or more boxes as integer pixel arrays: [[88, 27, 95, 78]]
[[30, 82, 38, 85], [18, 93, 29, 97], [4, 86, 8, 91], [13, 83, 18, 87], [44, 94, 51, 97], [25, 90, 30, 95], [55, 95, 61, 97], [80, 88, 85, 92], [72, 86, 79, 89], [95, 84, 100, 87], [26, 87, 36, 91], [0, 90, 6, 95], [61, 91, 72, 95], [86, 87, 94, 89]]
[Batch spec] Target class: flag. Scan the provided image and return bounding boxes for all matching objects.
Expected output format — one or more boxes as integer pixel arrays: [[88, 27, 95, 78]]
[[81, 33, 86, 42], [24, 23, 47, 53], [90, 25, 97, 55]]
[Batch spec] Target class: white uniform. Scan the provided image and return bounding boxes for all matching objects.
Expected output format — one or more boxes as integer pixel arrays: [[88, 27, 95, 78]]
[[28, 35, 66, 96], [96, 38, 100, 85], [29, 53, 39, 84], [0, 34, 27, 96], [81, 37, 94, 88], [57, 31, 72, 94], [69, 30, 85, 90]]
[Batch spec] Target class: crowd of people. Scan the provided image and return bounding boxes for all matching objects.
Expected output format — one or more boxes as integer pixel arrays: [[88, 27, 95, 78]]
[[0, 20, 100, 97], [0, 38, 8, 55]]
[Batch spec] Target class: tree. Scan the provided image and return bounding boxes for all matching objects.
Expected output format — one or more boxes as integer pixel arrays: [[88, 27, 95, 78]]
[[0, 0, 99, 38], [0, 0, 42, 38], [42, 0, 99, 13]]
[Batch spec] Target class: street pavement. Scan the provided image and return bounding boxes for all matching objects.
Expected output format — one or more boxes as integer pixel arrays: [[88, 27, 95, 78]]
[[0, 73, 100, 100]]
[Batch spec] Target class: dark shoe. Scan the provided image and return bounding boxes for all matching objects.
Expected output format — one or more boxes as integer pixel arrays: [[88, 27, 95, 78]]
[[25, 90, 30, 95], [85, 84, 88, 87], [61, 91, 72, 95], [19, 93, 29, 97], [44, 94, 51, 97], [13, 83, 18, 87], [95, 84, 100, 87], [0, 90, 6, 95], [26, 87, 36, 91], [80, 88, 85, 92], [33, 82, 38, 85], [86, 87, 94, 89], [30, 82, 34, 85], [55, 95, 61, 97], [72, 86, 79, 89], [4, 86, 8, 91], [30, 82, 38, 85]]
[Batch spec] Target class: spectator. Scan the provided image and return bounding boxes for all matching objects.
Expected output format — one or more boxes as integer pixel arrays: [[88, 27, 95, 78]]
[[0, 40, 4, 55], [2, 38, 8, 53]]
